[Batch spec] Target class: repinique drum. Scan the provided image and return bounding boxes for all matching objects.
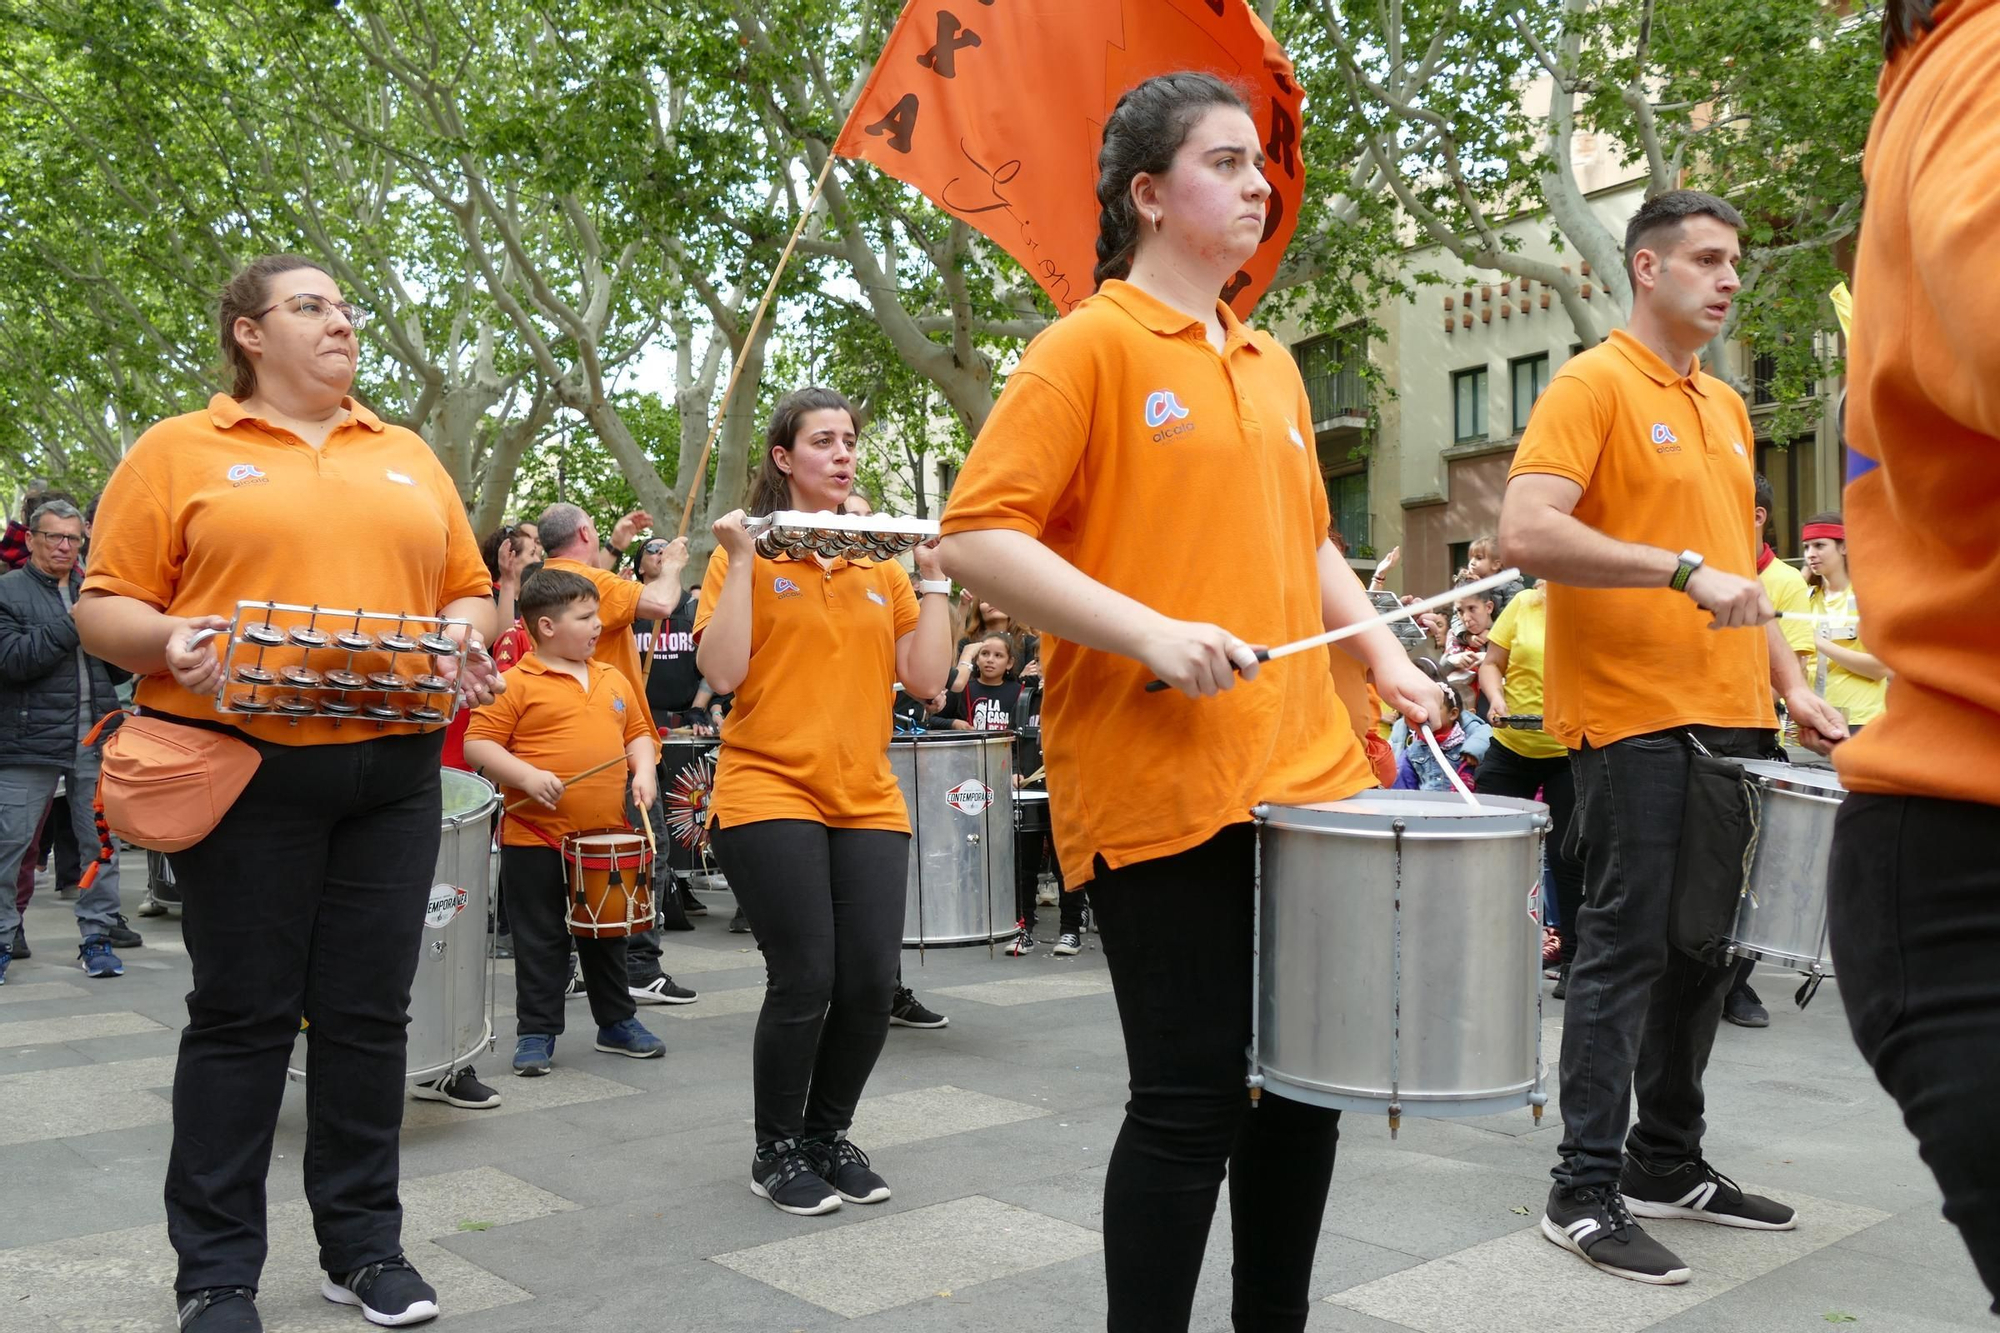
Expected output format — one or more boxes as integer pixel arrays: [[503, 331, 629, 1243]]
[[291, 767, 498, 1082], [660, 732, 721, 879], [564, 830, 654, 938], [1725, 760, 1844, 976], [889, 733, 1015, 948], [1013, 789, 1050, 835], [1250, 791, 1549, 1135]]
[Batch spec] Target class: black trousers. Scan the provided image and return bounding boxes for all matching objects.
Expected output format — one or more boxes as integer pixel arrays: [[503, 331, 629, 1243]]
[[1472, 742, 1584, 961], [164, 727, 443, 1293], [1091, 824, 1340, 1333], [1830, 793, 2000, 1313], [709, 820, 907, 1145], [500, 846, 634, 1034], [1553, 727, 1768, 1190]]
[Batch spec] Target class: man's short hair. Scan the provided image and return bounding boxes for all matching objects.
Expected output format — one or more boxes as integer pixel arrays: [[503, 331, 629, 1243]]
[[1624, 190, 1745, 280], [535, 503, 589, 558], [28, 498, 83, 530], [518, 568, 599, 640], [1753, 471, 1774, 516]]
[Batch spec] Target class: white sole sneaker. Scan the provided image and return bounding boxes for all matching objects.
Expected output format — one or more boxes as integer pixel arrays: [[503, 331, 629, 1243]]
[[750, 1178, 841, 1216], [410, 1083, 501, 1110], [319, 1278, 440, 1326], [628, 983, 698, 1005], [1538, 1215, 1691, 1285], [1624, 1197, 1797, 1230]]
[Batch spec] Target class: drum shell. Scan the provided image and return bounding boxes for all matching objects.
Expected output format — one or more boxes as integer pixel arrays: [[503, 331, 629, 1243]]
[[1256, 792, 1545, 1116], [659, 734, 721, 875], [290, 768, 498, 1083], [1730, 761, 1842, 972], [1013, 790, 1051, 835], [564, 832, 654, 939], [890, 734, 1015, 946]]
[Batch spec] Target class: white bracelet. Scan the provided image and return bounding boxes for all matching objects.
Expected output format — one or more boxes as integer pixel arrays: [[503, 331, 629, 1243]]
[[918, 579, 953, 597]]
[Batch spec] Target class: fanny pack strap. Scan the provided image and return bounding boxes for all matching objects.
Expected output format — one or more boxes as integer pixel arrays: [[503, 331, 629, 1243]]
[[77, 709, 129, 890]]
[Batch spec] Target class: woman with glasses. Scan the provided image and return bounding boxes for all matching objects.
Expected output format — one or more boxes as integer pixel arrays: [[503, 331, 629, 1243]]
[[77, 253, 503, 1333]]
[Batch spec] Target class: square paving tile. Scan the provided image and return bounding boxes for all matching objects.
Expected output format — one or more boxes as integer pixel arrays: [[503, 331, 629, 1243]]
[[710, 1195, 1102, 1319], [657, 983, 768, 1019], [0, 1011, 168, 1049], [847, 1084, 1050, 1150], [0, 1055, 176, 1148], [402, 1063, 642, 1131], [0, 980, 90, 1007], [932, 975, 1116, 1007]]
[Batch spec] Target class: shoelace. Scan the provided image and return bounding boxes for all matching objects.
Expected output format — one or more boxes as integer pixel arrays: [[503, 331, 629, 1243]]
[[762, 1143, 825, 1189], [821, 1137, 872, 1172], [1574, 1186, 1638, 1238], [179, 1286, 255, 1328], [345, 1255, 418, 1289], [1687, 1158, 1744, 1201]]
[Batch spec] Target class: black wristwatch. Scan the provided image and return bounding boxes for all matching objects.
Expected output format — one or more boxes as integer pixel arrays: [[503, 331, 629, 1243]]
[[1670, 549, 1705, 594]]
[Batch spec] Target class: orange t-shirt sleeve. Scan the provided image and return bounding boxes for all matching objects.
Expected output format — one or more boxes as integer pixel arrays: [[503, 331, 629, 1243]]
[[1507, 373, 1607, 489], [79, 453, 178, 609], [591, 567, 644, 631], [693, 547, 729, 637], [428, 465, 493, 606], [889, 568, 920, 639], [617, 675, 651, 747], [463, 682, 523, 751], [1910, 46, 2000, 437], [939, 366, 1088, 540]]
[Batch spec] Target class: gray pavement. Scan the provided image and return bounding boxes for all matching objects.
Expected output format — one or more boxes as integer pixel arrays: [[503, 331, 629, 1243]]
[[1, 850, 1989, 1332]]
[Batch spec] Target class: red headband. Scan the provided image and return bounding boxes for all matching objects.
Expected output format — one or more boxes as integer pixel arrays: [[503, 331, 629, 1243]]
[[1801, 521, 1846, 542]]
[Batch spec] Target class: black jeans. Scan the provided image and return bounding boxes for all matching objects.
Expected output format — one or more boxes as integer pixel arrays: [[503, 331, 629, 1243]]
[[1553, 727, 1769, 1190], [1473, 742, 1584, 960], [163, 727, 443, 1293], [500, 846, 634, 1035], [1092, 824, 1340, 1333], [1830, 794, 2000, 1313], [709, 820, 908, 1145]]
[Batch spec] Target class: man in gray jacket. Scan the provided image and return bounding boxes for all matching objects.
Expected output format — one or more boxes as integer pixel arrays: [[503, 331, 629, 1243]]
[[0, 499, 130, 981]]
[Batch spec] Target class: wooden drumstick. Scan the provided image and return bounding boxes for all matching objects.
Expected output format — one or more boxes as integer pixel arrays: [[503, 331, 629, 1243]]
[[638, 799, 657, 857], [502, 754, 627, 813]]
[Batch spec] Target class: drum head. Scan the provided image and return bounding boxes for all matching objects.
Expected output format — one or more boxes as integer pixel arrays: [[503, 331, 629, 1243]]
[[1736, 759, 1845, 797], [440, 768, 499, 822]]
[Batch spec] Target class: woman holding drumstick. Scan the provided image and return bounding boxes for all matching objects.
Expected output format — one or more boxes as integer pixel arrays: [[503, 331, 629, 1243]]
[[938, 73, 1435, 1333]]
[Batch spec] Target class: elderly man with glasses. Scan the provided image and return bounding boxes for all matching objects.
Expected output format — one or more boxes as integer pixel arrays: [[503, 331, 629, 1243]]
[[0, 498, 132, 982]]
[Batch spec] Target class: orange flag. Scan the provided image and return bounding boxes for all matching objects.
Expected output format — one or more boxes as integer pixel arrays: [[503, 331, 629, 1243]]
[[833, 0, 1305, 319]]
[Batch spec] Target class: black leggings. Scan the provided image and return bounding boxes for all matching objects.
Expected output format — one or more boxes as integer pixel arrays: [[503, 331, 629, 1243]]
[[1091, 824, 1340, 1333], [1472, 741, 1584, 960], [1831, 794, 2000, 1313], [709, 820, 909, 1145]]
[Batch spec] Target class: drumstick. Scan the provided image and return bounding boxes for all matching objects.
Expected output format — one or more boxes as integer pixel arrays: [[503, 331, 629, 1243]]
[[1419, 723, 1481, 809], [502, 755, 628, 813], [1143, 568, 1521, 693], [638, 799, 657, 858]]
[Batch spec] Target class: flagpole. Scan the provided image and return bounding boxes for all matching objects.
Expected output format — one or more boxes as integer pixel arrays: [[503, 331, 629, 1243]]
[[675, 152, 840, 540]]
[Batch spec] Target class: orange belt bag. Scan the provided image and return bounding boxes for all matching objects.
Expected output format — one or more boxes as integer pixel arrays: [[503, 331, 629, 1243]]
[[82, 711, 262, 856]]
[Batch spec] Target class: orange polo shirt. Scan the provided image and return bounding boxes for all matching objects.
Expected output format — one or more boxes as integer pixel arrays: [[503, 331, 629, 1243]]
[[464, 653, 652, 847], [694, 546, 921, 831], [1837, 0, 2000, 806], [1508, 330, 1771, 749], [939, 279, 1374, 886], [540, 557, 658, 739], [82, 395, 491, 745]]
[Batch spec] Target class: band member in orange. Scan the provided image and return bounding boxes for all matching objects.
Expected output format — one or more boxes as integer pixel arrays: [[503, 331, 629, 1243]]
[[937, 73, 1434, 1333]]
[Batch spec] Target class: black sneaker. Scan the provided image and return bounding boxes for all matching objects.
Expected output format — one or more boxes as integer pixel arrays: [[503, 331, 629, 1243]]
[[751, 1139, 841, 1216], [321, 1254, 439, 1326], [1540, 1184, 1691, 1284], [728, 907, 752, 934], [178, 1286, 261, 1332], [1723, 986, 1770, 1028], [629, 975, 698, 1005], [489, 933, 514, 960], [108, 913, 144, 949], [411, 1066, 502, 1109], [889, 987, 948, 1028], [10, 926, 28, 960], [1622, 1157, 1797, 1230], [804, 1134, 891, 1204], [1551, 963, 1569, 1001], [678, 884, 708, 916]]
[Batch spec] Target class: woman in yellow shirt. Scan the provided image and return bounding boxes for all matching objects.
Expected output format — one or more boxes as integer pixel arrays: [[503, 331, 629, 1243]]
[[1476, 585, 1584, 988], [1801, 514, 1888, 728]]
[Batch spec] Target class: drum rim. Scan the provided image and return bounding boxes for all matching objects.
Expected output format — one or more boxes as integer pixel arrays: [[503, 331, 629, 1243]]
[[439, 769, 500, 826], [1735, 758, 1846, 798], [1257, 791, 1547, 838], [889, 732, 1019, 748]]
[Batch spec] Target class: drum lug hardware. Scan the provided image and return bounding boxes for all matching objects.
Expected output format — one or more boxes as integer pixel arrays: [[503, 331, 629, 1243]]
[[1388, 1101, 1402, 1139], [965, 833, 980, 845], [429, 940, 447, 958]]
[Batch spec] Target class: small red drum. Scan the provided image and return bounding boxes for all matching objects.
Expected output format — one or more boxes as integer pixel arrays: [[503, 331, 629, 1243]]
[[562, 829, 654, 939]]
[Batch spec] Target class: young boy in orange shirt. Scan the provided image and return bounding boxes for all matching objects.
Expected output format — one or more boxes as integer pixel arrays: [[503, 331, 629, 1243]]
[[464, 568, 665, 1076]]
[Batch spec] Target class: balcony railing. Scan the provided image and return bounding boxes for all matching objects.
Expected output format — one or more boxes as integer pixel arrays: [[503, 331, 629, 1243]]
[[1304, 367, 1368, 426]]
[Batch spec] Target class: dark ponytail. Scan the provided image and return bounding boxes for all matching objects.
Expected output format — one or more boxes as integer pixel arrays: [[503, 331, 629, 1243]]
[[1092, 72, 1251, 290], [1883, 0, 1935, 56], [746, 386, 859, 517]]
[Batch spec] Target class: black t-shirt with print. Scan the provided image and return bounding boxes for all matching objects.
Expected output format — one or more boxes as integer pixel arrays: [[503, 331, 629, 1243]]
[[634, 589, 702, 717]]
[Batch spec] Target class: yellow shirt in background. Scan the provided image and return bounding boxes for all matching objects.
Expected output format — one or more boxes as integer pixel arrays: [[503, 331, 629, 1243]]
[[1811, 586, 1886, 726], [1485, 593, 1566, 760], [1760, 553, 1816, 683]]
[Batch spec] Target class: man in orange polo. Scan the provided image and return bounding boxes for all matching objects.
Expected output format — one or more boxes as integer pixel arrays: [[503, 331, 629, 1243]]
[[537, 502, 696, 1003], [1829, 0, 2000, 1309], [1500, 189, 1846, 1287]]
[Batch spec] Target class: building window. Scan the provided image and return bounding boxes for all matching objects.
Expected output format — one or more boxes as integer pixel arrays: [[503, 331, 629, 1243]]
[[1328, 467, 1369, 554], [1452, 366, 1488, 442], [1296, 325, 1368, 424], [1510, 353, 1550, 433], [1755, 436, 1818, 557], [1751, 350, 1779, 406]]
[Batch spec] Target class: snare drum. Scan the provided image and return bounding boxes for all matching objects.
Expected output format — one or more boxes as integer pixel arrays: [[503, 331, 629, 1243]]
[[1013, 789, 1050, 835], [1250, 791, 1550, 1134], [563, 829, 654, 938], [1726, 760, 1844, 975]]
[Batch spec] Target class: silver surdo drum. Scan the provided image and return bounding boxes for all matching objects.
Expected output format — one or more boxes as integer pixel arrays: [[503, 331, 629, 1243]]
[[890, 733, 1015, 948], [291, 768, 499, 1081], [1250, 791, 1549, 1135], [1726, 760, 1844, 977]]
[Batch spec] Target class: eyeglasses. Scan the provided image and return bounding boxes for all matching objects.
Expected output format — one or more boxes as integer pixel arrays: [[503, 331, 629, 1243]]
[[30, 530, 82, 547], [252, 292, 369, 331]]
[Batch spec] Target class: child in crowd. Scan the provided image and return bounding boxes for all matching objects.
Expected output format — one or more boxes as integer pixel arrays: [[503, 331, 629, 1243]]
[[464, 568, 667, 1077], [1392, 683, 1492, 791], [940, 632, 1022, 731]]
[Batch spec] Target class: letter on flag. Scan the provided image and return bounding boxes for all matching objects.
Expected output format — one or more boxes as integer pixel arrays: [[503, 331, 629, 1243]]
[[833, 0, 1305, 318]]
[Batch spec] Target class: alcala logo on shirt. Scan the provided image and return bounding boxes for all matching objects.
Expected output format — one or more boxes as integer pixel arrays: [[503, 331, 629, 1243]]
[[1650, 423, 1681, 454], [1288, 423, 1307, 450], [226, 463, 268, 486], [866, 588, 887, 606], [1144, 389, 1194, 441], [773, 577, 802, 600]]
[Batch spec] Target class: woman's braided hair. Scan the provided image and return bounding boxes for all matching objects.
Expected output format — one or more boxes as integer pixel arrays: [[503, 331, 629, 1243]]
[[1092, 72, 1252, 290]]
